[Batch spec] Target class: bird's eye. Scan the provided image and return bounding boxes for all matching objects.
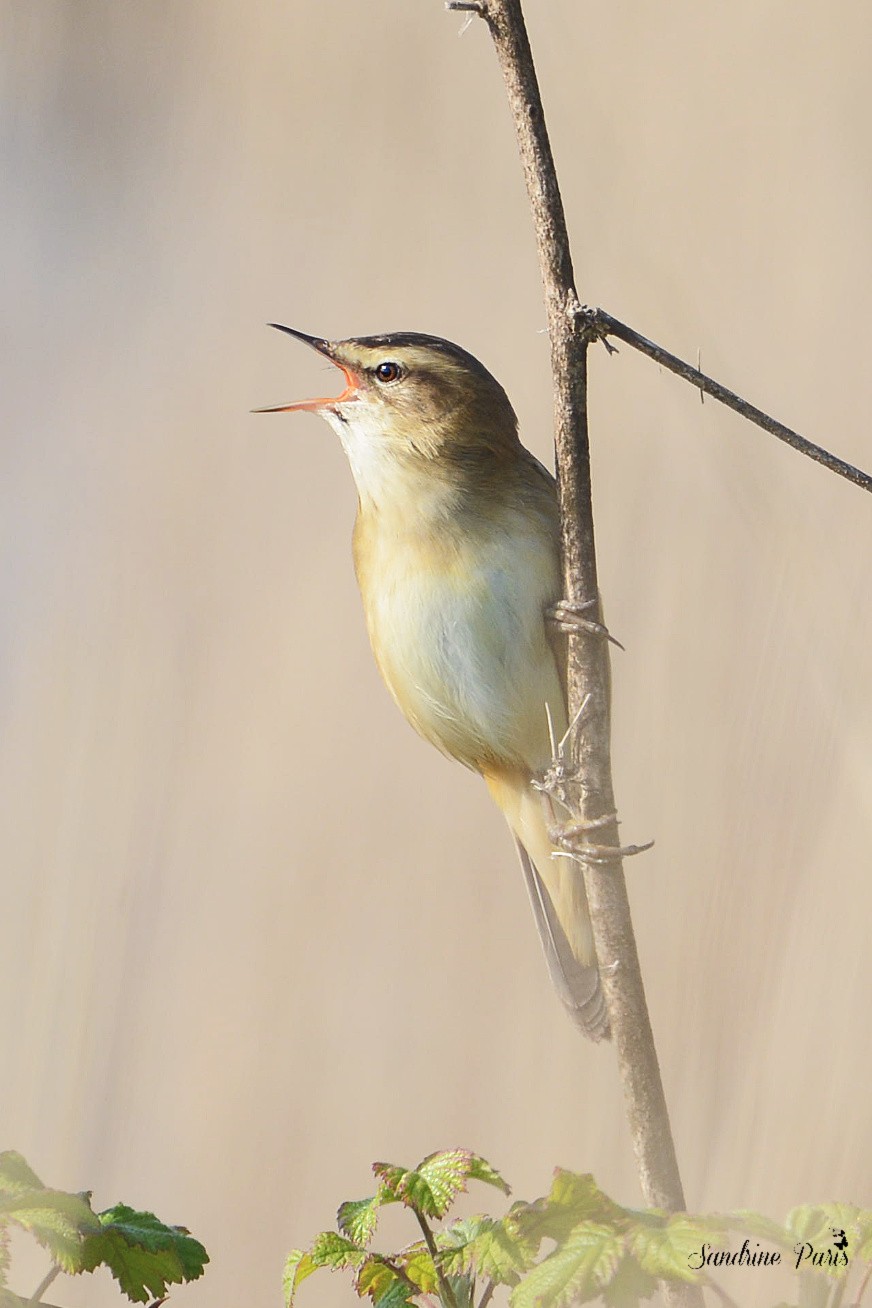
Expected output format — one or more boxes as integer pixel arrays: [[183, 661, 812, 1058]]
[[374, 361, 403, 383]]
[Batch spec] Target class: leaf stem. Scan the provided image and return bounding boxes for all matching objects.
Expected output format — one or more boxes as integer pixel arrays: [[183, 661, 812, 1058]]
[[852, 1260, 872, 1307], [380, 1253, 436, 1305], [413, 1210, 458, 1308], [477, 1279, 496, 1308]]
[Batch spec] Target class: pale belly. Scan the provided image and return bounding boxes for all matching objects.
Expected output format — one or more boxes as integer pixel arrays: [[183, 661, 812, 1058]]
[[358, 529, 567, 776]]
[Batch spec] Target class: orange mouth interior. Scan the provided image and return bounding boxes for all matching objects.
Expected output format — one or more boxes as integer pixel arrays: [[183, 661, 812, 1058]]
[[254, 361, 358, 414]]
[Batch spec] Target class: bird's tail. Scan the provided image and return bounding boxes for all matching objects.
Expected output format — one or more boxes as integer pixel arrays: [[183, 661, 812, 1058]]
[[485, 771, 610, 1041]]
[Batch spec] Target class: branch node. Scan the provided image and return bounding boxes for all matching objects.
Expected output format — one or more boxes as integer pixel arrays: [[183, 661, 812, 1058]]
[[445, 2, 486, 13], [574, 303, 618, 354]]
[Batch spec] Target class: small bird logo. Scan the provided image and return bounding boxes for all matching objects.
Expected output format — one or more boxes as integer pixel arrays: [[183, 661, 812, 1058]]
[[258, 326, 608, 1039]]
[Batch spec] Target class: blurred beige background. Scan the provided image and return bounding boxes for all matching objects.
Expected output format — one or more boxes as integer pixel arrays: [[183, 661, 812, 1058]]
[[2, 2, 870, 1306]]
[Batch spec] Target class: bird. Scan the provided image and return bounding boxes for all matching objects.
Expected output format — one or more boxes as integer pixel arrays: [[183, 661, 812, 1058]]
[[257, 326, 609, 1040]]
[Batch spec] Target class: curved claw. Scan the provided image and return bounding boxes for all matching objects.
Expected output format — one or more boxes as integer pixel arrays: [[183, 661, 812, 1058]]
[[552, 839, 655, 867], [546, 601, 626, 651]]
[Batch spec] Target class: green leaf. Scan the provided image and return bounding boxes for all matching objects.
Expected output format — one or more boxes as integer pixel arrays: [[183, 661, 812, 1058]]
[[338, 1195, 386, 1247], [284, 1249, 318, 1306], [856, 1209, 872, 1260], [787, 1205, 857, 1282], [0, 1188, 100, 1272], [77, 1204, 208, 1303], [439, 1216, 534, 1285], [728, 1210, 793, 1249], [0, 1153, 46, 1197], [373, 1153, 509, 1222], [397, 1247, 438, 1295], [787, 1204, 860, 1246], [447, 1272, 474, 1308], [462, 1158, 511, 1198], [601, 1255, 656, 1308], [310, 1231, 367, 1271], [629, 1215, 716, 1284], [356, 1256, 416, 1308], [509, 1172, 626, 1246], [511, 1225, 622, 1308], [373, 1279, 418, 1308]]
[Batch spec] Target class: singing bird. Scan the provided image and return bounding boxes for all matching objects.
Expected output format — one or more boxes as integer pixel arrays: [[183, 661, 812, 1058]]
[[258, 326, 608, 1039]]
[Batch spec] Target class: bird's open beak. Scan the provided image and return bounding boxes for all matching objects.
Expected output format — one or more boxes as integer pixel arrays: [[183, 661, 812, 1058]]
[[253, 324, 358, 413]]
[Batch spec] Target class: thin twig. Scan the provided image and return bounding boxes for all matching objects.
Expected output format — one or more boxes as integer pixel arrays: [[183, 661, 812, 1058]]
[[451, 2, 701, 1306], [28, 1267, 60, 1307], [579, 307, 872, 493]]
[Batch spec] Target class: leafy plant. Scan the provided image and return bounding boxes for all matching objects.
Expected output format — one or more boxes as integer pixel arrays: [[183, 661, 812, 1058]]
[[285, 1150, 872, 1308], [0, 1151, 208, 1308]]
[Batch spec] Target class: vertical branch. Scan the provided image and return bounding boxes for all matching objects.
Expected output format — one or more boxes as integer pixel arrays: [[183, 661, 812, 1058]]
[[450, 3, 702, 1302]]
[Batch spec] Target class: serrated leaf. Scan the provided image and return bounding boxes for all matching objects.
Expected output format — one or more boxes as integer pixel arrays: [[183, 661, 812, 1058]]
[[374, 1279, 418, 1308], [601, 1255, 656, 1308], [462, 1158, 511, 1198], [0, 1188, 100, 1271], [787, 1204, 860, 1245], [77, 1204, 208, 1303], [338, 1196, 385, 1247], [510, 1173, 626, 1246], [356, 1256, 416, 1308], [373, 1153, 509, 1222], [511, 1225, 623, 1308], [0, 1153, 46, 1196], [787, 1205, 856, 1281], [284, 1249, 318, 1306], [310, 1231, 366, 1271], [630, 1216, 715, 1284], [439, 1216, 534, 1285], [398, 1248, 438, 1295]]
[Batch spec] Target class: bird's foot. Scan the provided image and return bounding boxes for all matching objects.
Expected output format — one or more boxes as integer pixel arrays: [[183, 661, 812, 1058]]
[[553, 842, 654, 866], [550, 813, 654, 866], [546, 599, 625, 651], [547, 812, 617, 844]]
